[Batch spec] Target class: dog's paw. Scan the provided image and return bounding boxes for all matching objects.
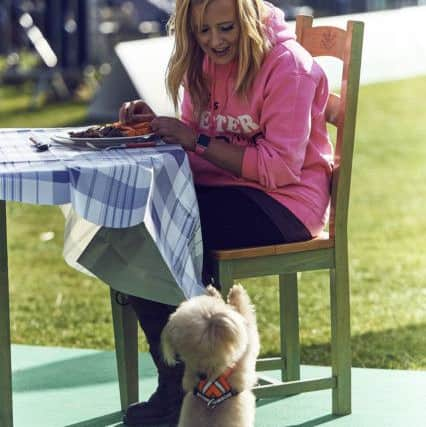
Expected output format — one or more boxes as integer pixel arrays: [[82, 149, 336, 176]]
[[206, 284, 223, 299], [227, 284, 254, 316], [227, 283, 248, 304]]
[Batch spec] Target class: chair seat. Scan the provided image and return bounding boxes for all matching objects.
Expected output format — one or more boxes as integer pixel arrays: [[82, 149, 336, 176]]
[[212, 232, 333, 260]]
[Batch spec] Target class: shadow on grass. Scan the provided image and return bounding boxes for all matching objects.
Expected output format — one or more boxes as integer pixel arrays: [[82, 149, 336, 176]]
[[0, 86, 91, 128], [262, 322, 426, 370], [0, 106, 105, 128], [0, 97, 86, 114]]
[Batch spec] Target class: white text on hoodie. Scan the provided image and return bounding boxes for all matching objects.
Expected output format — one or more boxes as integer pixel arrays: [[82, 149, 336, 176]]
[[199, 111, 260, 134]]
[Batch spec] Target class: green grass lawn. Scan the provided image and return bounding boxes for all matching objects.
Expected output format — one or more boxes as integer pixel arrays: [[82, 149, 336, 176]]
[[1, 78, 425, 370]]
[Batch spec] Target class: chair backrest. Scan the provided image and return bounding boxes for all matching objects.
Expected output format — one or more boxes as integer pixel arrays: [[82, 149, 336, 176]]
[[295, 15, 364, 241]]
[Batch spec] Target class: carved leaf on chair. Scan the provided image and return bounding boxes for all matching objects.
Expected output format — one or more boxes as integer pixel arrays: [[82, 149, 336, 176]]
[[321, 30, 337, 50]]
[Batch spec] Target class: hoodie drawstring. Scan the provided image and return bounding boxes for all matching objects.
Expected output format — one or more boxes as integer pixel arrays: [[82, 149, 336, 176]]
[[207, 58, 234, 135]]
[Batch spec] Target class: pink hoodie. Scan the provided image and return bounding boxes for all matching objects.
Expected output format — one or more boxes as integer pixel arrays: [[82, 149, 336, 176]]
[[181, 3, 333, 237]]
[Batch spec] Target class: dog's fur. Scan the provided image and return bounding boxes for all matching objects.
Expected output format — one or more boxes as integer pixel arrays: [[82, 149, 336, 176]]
[[161, 284, 260, 427]]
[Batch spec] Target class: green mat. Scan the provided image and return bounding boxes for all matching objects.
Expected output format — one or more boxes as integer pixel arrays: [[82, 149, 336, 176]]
[[11, 344, 425, 427]]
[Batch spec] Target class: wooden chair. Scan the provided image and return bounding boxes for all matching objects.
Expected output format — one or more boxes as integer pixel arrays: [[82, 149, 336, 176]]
[[209, 15, 364, 415], [110, 13, 364, 418]]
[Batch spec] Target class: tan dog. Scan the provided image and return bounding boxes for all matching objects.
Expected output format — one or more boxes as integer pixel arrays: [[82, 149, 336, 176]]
[[161, 284, 260, 427]]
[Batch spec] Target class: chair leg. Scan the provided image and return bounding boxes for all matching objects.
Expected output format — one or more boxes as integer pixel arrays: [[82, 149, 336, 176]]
[[214, 260, 234, 298], [0, 292, 13, 427], [279, 273, 300, 382], [0, 201, 13, 427], [110, 289, 139, 410], [330, 265, 351, 415]]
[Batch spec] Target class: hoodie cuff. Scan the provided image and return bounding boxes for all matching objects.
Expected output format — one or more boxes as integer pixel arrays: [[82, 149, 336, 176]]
[[241, 146, 259, 182]]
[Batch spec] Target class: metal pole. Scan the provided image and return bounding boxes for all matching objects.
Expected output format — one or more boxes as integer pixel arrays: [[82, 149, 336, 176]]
[[0, 201, 13, 427]]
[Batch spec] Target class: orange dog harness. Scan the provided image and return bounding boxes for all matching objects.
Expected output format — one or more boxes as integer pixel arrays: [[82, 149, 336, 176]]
[[193, 367, 238, 408]]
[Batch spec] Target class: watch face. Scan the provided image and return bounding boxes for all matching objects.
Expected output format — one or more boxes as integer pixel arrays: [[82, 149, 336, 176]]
[[197, 134, 211, 148]]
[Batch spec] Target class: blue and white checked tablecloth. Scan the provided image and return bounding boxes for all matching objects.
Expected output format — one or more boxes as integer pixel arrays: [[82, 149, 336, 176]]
[[0, 128, 205, 299]]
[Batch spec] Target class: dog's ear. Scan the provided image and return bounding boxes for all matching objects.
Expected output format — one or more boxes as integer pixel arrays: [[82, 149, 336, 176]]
[[161, 321, 178, 366], [206, 312, 247, 357], [206, 285, 223, 299]]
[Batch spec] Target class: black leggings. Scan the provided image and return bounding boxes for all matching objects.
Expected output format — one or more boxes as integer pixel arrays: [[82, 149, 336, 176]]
[[196, 185, 311, 283], [196, 185, 310, 249]]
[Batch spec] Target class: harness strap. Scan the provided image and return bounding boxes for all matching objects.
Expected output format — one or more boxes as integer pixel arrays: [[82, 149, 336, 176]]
[[193, 366, 238, 408]]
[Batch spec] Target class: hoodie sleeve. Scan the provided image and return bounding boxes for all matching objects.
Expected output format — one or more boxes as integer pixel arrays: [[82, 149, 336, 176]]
[[241, 64, 324, 191]]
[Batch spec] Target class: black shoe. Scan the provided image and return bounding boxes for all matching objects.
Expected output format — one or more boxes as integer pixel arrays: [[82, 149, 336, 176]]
[[122, 349, 184, 425], [123, 400, 181, 426], [122, 375, 184, 426]]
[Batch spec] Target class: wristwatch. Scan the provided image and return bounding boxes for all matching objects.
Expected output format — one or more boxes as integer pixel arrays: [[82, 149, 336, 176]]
[[195, 133, 211, 155]]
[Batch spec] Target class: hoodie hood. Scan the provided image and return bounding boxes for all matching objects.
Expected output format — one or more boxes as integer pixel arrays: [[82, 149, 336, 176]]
[[263, 1, 296, 46]]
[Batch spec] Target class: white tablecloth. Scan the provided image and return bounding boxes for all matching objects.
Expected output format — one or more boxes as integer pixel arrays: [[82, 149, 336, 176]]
[[0, 128, 205, 299]]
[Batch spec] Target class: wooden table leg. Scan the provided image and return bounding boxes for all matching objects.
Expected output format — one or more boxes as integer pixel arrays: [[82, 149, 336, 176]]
[[110, 289, 139, 410], [0, 200, 13, 427]]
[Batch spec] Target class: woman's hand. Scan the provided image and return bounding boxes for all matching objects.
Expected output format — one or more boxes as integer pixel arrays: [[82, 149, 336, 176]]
[[151, 117, 197, 151], [119, 100, 156, 124]]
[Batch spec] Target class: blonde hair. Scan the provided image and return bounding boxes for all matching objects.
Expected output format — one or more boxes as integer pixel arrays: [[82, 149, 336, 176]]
[[166, 0, 271, 117]]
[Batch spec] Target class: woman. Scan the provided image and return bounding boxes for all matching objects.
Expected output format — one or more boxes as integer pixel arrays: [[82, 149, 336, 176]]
[[119, 0, 332, 425]]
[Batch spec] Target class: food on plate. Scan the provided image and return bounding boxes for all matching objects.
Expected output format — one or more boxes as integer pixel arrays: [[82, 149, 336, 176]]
[[69, 121, 152, 138]]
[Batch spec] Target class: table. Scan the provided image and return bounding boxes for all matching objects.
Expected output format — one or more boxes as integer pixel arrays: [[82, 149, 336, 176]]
[[0, 128, 205, 426]]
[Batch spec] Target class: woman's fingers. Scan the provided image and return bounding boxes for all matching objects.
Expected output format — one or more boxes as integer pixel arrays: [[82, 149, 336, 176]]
[[127, 101, 136, 123], [152, 117, 189, 138], [135, 102, 155, 116], [132, 113, 156, 123], [119, 100, 156, 124], [161, 135, 176, 144], [151, 117, 177, 132], [119, 101, 133, 123], [151, 119, 175, 140], [151, 117, 195, 149], [118, 103, 128, 123]]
